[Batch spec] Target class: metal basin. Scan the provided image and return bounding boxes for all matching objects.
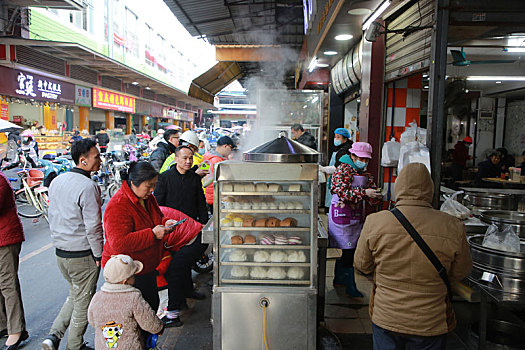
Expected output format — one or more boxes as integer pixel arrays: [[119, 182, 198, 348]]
[[480, 210, 525, 238], [461, 191, 517, 213], [468, 235, 525, 298], [470, 319, 525, 349]]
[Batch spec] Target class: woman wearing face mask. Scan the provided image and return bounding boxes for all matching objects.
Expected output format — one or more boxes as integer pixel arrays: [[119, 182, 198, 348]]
[[329, 142, 383, 297], [323, 128, 353, 209]]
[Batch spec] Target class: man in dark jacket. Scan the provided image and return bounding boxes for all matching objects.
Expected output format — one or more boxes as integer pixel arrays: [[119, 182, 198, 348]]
[[154, 145, 208, 328], [94, 127, 110, 153], [291, 124, 317, 149], [149, 129, 179, 171], [475, 150, 502, 185]]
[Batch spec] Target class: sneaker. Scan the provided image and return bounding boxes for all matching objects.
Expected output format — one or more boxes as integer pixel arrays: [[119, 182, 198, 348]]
[[161, 316, 183, 328], [79, 344, 94, 350], [41, 334, 60, 350]]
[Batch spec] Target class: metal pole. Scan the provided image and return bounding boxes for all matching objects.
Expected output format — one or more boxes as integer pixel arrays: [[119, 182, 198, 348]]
[[427, 0, 449, 208]]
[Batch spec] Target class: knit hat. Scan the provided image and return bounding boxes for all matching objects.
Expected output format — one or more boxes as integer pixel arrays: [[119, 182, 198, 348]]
[[103, 255, 143, 283], [334, 128, 350, 139], [349, 142, 373, 159]]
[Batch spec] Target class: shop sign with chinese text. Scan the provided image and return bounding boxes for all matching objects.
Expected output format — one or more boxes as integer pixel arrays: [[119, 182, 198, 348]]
[[0, 102, 8, 120], [75, 85, 92, 107], [0, 66, 74, 103], [92, 87, 136, 113]]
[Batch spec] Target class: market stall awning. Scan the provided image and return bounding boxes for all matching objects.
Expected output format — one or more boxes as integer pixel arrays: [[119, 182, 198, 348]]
[[188, 62, 243, 105]]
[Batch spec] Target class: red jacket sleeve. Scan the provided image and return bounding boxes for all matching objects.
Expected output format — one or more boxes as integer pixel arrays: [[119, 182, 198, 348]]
[[103, 201, 156, 254], [160, 206, 203, 251], [156, 251, 172, 276]]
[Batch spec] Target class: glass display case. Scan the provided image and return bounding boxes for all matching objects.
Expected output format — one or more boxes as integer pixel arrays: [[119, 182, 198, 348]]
[[217, 180, 315, 286]]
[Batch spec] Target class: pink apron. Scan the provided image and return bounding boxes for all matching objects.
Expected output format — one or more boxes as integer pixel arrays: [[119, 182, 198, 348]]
[[328, 175, 368, 249]]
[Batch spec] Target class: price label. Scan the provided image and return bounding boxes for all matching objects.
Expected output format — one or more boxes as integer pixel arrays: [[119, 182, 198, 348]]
[[481, 272, 495, 283]]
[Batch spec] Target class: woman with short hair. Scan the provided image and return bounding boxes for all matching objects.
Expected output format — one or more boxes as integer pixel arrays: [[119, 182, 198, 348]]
[[102, 161, 177, 310]]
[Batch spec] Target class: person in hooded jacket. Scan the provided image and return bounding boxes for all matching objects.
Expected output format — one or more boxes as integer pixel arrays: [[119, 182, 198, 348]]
[[354, 163, 472, 350], [149, 129, 179, 172], [330, 142, 383, 297], [321, 128, 353, 208]]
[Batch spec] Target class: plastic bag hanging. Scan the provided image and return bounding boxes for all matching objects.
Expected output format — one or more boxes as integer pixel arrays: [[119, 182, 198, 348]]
[[440, 191, 471, 220], [397, 141, 431, 175], [381, 138, 401, 167]]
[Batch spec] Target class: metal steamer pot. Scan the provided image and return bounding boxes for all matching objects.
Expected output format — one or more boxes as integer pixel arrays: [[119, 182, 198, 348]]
[[480, 210, 525, 238], [461, 191, 517, 213], [468, 235, 525, 300]]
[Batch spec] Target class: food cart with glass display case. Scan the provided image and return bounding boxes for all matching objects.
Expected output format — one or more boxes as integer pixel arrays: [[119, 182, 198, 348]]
[[210, 136, 320, 350]]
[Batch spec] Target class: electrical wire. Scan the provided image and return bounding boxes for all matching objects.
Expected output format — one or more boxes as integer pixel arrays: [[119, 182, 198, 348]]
[[262, 305, 271, 350]]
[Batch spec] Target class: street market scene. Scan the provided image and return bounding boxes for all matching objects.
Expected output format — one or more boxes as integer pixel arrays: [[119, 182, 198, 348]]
[[1, 0, 525, 349]]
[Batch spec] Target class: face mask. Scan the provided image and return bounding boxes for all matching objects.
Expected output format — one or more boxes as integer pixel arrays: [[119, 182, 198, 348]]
[[198, 148, 205, 155], [354, 160, 368, 170], [334, 140, 342, 147]]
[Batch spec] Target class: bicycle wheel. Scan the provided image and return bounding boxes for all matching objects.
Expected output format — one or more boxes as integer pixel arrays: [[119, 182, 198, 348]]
[[40, 192, 50, 223], [15, 190, 28, 204], [15, 191, 43, 218]]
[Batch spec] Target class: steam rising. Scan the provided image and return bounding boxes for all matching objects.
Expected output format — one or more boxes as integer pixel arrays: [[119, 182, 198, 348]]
[[240, 45, 300, 152]]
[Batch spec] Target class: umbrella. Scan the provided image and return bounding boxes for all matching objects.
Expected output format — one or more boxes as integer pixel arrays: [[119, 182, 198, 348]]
[[0, 119, 22, 133], [165, 125, 182, 130]]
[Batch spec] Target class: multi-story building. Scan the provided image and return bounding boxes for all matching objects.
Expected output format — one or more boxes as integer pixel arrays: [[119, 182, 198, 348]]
[[0, 0, 215, 148]]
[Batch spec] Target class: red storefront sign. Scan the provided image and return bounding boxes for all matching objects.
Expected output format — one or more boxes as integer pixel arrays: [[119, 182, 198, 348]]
[[0, 102, 8, 120], [92, 87, 136, 113]]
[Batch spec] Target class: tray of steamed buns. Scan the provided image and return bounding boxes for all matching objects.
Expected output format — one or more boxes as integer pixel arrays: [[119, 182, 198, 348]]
[[221, 196, 308, 212], [221, 182, 308, 195], [222, 265, 309, 283], [220, 216, 309, 231]]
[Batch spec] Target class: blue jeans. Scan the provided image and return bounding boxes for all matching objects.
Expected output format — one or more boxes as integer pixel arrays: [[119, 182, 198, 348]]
[[372, 324, 447, 350]]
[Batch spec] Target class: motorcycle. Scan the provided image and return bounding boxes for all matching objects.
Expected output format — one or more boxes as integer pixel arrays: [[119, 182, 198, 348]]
[[192, 245, 213, 274]]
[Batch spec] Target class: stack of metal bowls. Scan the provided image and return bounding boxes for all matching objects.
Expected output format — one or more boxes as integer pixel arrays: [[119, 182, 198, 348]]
[[461, 190, 517, 215], [480, 211, 525, 238], [468, 235, 525, 301]]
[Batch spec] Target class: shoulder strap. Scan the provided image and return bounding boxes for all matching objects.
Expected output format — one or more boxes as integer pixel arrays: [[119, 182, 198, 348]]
[[390, 207, 452, 298]]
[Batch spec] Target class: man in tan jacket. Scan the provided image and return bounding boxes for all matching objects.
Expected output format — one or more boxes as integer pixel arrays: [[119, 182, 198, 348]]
[[355, 163, 472, 349]]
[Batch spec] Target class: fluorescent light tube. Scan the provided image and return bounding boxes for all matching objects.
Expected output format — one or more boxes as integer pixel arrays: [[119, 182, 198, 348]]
[[466, 76, 525, 81], [505, 47, 525, 53], [308, 57, 318, 72], [362, 1, 390, 31]]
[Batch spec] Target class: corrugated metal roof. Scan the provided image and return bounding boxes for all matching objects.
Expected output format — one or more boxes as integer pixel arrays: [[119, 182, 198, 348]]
[[163, 0, 304, 47]]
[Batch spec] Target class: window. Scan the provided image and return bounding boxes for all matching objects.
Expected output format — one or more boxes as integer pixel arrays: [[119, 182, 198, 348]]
[[156, 34, 167, 73], [125, 7, 139, 57], [144, 24, 155, 66]]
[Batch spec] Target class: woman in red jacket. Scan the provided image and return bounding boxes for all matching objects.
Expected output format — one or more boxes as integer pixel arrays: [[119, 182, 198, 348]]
[[0, 172, 28, 349], [102, 161, 179, 311]]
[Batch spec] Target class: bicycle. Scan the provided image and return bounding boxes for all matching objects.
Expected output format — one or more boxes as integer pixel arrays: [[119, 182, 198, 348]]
[[13, 169, 50, 223]]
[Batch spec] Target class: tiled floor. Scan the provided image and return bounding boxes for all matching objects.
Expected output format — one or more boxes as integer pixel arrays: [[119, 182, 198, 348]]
[[323, 257, 374, 338], [322, 257, 474, 350]]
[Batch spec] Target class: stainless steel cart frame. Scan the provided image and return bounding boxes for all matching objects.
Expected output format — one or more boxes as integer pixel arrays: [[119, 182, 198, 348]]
[[210, 161, 319, 350]]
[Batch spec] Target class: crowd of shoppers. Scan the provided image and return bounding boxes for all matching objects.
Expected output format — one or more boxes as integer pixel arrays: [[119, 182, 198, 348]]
[[1, 124, 477, 350]]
